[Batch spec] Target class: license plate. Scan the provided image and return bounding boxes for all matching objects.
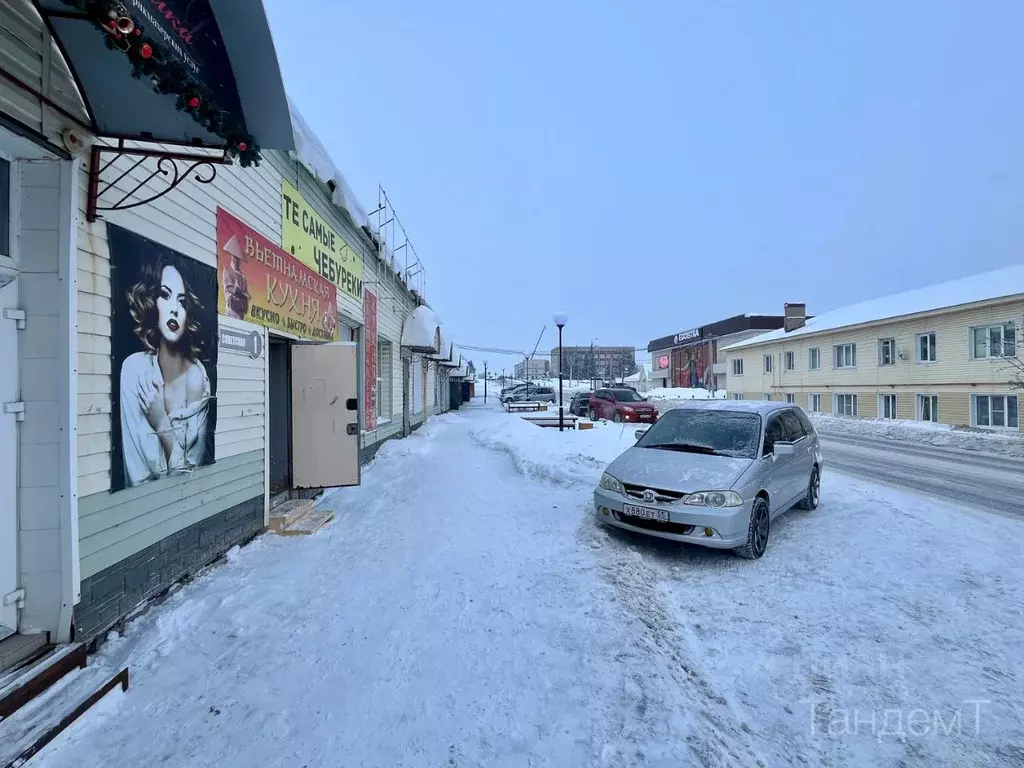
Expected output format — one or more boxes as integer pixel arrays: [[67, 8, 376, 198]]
[[622, 504, 669, 523]]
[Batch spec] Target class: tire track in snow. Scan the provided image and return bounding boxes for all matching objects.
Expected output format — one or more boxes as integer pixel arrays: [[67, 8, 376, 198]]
[[469, 424, 766, 766]]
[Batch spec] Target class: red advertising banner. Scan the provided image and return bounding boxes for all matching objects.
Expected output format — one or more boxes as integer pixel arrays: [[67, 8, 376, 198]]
[[364, 289, 378, 430], [216, 208, 339, 342]]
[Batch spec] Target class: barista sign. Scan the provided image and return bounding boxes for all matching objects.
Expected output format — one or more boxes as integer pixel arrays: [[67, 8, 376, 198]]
[[281, 180, 363, 301]]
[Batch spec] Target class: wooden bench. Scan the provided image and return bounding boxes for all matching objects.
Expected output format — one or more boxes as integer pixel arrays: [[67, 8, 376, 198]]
[[521, 413, 580, 429], [505, 401, 547, 413]]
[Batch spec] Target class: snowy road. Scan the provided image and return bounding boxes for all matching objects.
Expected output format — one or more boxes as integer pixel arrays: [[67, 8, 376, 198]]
[[26, 404, 1024, 768], [819, 433, 1024, 517]]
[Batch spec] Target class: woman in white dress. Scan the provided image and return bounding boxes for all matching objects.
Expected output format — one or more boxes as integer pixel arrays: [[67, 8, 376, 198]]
[[119, 258, 212, 487]]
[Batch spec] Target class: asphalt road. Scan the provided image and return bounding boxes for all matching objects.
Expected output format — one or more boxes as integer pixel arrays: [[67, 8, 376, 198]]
[[819, 432, 1024, 517]]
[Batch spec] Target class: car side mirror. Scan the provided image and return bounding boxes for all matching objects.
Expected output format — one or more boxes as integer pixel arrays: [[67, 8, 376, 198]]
[[773, 442, 795, 457], [634, 429, 646, 440]]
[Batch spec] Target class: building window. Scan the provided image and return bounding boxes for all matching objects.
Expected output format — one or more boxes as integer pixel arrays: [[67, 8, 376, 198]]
[[0, 158, 8, 257], [834, 393, 858, 416], [879, 393, 897, 419], [917, 394, 938, 423], [971, 323, 1016, 359], [763, 392, 772, 401], [784, 351, 795, 371], [808, 393, 821, 413], [763, 354, 773, 373], [376, 339, 393, 420], [974, 394, 1018, 429], [916, 332, 937, 363], [732, 358, 744, 376], [732, 393, 744, 400], [808, 347, 820, 370], [878, 338, 897, 366], [785, 393, 795, 403], [834, 343, 856, 369]]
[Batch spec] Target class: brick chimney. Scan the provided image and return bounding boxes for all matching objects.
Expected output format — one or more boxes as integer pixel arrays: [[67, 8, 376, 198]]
[[784, 303, 807, 332]]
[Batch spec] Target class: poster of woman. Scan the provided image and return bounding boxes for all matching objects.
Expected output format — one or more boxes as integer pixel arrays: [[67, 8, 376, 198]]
[[108, 224, 218, 492]]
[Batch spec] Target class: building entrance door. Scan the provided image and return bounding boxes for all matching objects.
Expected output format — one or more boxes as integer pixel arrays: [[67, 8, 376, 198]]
[[291, 342, 360, 489], [268, 337, 292, 494], [0, 270, 20, 639]]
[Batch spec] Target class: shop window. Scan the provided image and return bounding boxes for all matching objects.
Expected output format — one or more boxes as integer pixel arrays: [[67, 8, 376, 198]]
[[377, 339, 393, 421]]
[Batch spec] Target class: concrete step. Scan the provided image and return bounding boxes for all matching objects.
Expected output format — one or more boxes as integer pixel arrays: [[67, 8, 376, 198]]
[[268, 499, 315, 532], [278, 508, 335, 536]]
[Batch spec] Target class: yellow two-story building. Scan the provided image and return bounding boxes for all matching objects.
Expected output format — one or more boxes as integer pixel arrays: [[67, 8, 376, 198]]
[[721, 264, 1023, 431]]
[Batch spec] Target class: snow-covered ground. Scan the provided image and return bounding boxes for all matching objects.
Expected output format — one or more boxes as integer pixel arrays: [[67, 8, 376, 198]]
[[646, 386, 726, 401], [24, 403, 1024, 768]]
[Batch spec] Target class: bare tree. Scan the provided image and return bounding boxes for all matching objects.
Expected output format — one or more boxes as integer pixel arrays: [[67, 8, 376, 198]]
[[1007, 340, 1024, 389]]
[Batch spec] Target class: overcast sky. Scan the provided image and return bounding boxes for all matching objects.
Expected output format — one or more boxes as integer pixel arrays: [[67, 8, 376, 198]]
[[264, 0, 1024, 375]]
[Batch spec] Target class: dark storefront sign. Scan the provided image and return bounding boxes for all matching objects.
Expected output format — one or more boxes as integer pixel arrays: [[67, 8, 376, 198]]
[[34, 0, 294, 161], [648, 327, 701, 353]]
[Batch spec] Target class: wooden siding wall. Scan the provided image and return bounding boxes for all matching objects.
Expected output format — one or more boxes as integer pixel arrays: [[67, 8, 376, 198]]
[[727, 299, 1024, 428], [0, 0, 89, 148]]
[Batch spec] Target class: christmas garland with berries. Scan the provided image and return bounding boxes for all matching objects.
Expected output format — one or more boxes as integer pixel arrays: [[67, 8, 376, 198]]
[[64, 0, 260, 166]]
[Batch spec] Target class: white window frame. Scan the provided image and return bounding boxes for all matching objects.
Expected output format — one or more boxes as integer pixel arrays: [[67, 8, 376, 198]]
[[878, 393, 898, 419], [784, 393, 795, 404], [0, 148, 18, 268], [808, 393, 822, 413], [763, 392, 772, 401], [877, 338, 897, 367], [916, 393, 939, 423], [763, 354, 773, 374], [376, 338, 393, 423], [731, 358, 743, 376], [971, 393, 1019, 430], [916, 331, 937, 364], [732, 393, 744, 400], [808, 347, 820, 371], [970, 322, 1017, 360], [784, 351, 795, 371], [834, 343, 857, 370], [833, 393, 858, 416]]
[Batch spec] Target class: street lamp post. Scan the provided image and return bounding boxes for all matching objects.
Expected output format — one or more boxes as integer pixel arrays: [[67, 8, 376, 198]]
[[554, 311, 568, 431], [483, 361, 488, 403]]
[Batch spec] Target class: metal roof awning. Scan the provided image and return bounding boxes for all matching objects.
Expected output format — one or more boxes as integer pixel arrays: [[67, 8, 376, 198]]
[[36, 0, 294, 165], [440, 346, 460, 368]]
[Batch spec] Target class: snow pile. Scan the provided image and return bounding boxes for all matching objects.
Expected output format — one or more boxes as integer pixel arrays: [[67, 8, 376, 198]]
[[647, 386, 726, 401], [811, 413, 1024, 459], [468, 414, 636, 486]]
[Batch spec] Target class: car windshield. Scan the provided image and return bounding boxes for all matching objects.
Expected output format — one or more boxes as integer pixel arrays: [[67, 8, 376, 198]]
[[636, 409, 762, 458], [611, 389, 645, 402]]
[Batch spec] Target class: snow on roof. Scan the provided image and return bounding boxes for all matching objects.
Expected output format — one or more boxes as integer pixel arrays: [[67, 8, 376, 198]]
[[724, 263, 1024, 350], [287, 97, 370, 230], [401, 305, 441, 353]]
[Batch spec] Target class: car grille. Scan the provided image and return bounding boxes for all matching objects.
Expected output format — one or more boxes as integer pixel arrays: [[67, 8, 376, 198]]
[[621, 483, 686, 503], [613, 512, 695, 536]]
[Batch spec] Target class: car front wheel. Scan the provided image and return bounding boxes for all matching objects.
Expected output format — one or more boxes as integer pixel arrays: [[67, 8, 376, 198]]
[[734, 497, 770, 560], [796, 467, 820, 510], [589, 408, 598, 421], [612, 412, 622, 423]]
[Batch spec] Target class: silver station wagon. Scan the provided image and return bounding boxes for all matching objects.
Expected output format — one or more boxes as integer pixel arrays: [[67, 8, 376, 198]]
[[593, 400, 822, 559]]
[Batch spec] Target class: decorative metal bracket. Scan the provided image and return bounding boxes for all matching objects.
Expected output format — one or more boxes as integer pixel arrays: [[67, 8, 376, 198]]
[[86, 140, 231, 223]]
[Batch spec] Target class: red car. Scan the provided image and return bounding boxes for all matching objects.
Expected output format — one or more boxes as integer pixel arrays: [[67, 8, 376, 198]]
[[588, 387, 659, 423]]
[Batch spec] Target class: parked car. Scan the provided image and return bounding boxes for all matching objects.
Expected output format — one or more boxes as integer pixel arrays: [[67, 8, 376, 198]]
[[569, 391, 593, 416], [609, 382, 637, 392], [588, 388, 658, 423], [593, 401, 822, 559], [510, 386, 557, 404]]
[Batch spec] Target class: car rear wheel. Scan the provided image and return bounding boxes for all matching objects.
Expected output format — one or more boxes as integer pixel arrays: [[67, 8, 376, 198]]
[[734, 497, 770, 560], [589, 408, 598, 421], [612, 412, 622, 423], [796, 467, 820, 510]]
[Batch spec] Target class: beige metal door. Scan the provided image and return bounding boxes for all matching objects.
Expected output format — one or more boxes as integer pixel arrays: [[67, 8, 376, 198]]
[[0, 271, 19, 638], [291, 341, 360, 489]]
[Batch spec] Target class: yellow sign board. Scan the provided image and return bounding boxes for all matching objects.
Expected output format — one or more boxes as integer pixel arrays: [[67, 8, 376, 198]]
[[281, 179, 363, 300]]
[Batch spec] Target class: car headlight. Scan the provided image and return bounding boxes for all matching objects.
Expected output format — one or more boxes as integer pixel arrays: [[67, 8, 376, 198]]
[[683, 491, 743, 508], [621, 406, 635, 412], [598, 472, 625, 495]]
